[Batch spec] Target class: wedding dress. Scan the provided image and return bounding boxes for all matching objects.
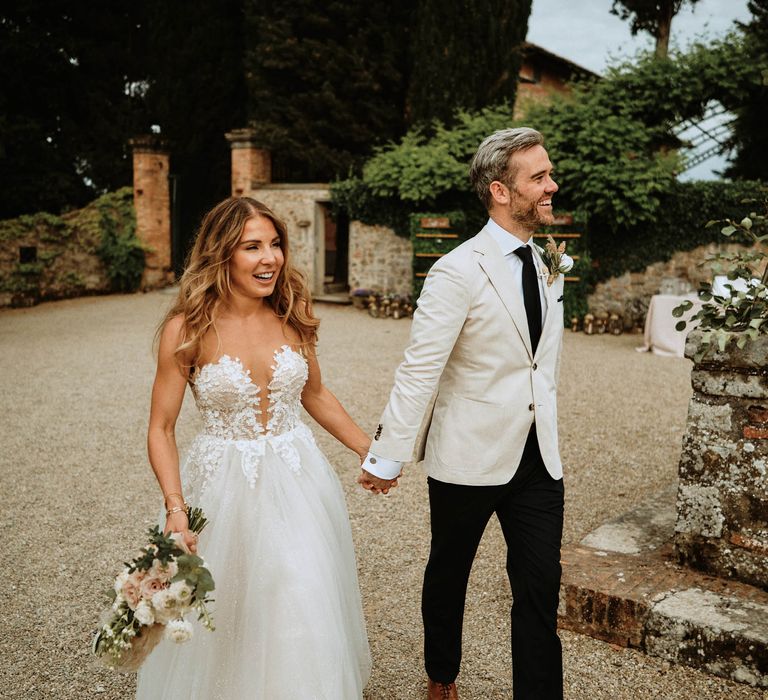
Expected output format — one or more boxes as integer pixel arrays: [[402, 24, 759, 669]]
[[136, 345, 371, 699]]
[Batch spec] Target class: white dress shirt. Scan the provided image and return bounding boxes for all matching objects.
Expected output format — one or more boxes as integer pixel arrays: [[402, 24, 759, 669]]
[[484, 217, 548, 326], [362, 218, 547, 480]]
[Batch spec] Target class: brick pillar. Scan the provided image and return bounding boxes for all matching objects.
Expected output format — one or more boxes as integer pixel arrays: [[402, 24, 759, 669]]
[[225, 128, 271, 196], [674, 331, 768, 590], [129, 135, 173, 289]]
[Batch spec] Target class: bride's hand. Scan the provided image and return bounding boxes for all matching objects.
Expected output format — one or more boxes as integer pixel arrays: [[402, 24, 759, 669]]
[[164, 511, 198, 554]]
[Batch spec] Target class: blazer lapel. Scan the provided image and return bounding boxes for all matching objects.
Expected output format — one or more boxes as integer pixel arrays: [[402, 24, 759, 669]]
[[474, 228, 533, 359]]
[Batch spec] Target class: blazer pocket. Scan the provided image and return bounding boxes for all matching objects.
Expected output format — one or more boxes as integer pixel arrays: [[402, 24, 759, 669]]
[[433, 395, 509, 470]]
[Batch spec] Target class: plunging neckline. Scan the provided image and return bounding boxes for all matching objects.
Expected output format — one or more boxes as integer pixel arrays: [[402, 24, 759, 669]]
[[194, 344, 299, 392]]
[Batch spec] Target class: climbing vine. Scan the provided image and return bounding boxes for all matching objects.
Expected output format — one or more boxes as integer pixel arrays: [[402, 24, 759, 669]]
[[0, 187, 142, 304]]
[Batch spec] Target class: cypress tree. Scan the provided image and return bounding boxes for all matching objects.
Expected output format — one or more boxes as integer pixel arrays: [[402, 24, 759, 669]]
[[725, 0, 768, 180], [144, 0, 247, 256], [407, 0, 533, 126], [0, 0, 149, 218], [243, 0, 413, 182]]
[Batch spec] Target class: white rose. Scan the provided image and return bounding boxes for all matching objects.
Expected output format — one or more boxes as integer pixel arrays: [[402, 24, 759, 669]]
[[164, 618, 194, 644], [111, 594, 125, 612], [150, 588, 177, 623], [559, 254, 574, 273], [114, 570, 130, 595], [134, 600, 155, 626], [169, 580, 193, 604]]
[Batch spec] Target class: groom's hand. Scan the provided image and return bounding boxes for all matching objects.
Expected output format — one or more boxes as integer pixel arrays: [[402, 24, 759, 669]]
[[358, 469, 399, 495]]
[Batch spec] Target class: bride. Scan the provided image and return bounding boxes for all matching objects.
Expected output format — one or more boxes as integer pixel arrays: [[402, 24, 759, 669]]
[[136, 197, 390, 699]]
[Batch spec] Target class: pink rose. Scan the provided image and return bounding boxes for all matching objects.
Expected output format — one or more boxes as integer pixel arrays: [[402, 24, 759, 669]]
[[121, 570, 145, 610], [139, 574, 166, 600], [150, 559, 178, 582]]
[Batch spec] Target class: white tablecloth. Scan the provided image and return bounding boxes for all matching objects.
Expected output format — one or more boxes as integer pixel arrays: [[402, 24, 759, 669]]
[[637, 293, 703, 358]]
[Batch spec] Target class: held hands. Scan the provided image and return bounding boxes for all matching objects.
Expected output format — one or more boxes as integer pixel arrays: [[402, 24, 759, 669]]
[[355, 444, 399, 495], [357, 468, 400, 495]]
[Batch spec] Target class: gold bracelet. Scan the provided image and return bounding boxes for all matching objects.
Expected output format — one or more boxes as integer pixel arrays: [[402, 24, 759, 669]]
[[166, 504, 189, 518]]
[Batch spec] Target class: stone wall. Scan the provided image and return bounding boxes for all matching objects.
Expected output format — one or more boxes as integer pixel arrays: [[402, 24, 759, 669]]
[[587, 241, 757, 328], [674, 331, 768, 590], [348, 221, 413, 296]]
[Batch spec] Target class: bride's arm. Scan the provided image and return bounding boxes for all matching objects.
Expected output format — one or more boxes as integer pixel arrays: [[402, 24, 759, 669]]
[[147, 316, 197, 553], [300, 345, 371, 459]]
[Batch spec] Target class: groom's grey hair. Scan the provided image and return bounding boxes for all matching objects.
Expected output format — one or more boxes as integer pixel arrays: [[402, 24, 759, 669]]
[[469, 127, 544, 210]]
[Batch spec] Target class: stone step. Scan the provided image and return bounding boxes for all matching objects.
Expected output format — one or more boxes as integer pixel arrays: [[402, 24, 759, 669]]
[[559, 487, 768, 688]]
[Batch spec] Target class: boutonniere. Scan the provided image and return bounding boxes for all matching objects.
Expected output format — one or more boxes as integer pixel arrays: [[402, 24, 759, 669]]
[[536, 235, 574, 287]]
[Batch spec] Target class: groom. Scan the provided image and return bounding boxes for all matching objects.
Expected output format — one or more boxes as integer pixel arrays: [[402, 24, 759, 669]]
[[361, 127, 569, 699]]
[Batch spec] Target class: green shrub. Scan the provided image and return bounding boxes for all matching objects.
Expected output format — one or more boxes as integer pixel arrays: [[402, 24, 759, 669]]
[[588, 180, 765, 281], [95, 188, 144, 293]]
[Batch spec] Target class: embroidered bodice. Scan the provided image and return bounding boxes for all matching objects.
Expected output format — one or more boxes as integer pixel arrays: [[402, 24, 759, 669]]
[[183, 345, 315, 492], [191, 345, 307, 439]]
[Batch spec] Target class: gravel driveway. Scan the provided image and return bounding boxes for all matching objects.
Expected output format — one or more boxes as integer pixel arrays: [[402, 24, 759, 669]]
[[0, 291, 762, 699]]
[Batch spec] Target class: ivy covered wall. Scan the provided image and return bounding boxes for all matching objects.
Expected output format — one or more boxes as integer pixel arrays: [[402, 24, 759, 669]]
[[0, 188, 143, 307]]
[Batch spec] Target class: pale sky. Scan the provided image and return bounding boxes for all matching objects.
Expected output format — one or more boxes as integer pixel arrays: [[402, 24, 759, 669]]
[[526, 0, 754, 179]]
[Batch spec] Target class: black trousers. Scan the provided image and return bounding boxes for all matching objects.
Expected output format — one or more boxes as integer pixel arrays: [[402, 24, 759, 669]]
[[422, 426, 564, 699]]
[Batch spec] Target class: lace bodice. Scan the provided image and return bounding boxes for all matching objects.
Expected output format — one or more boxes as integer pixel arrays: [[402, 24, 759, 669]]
[[191, 345, 308, 439], [183, 345, 315, 492]]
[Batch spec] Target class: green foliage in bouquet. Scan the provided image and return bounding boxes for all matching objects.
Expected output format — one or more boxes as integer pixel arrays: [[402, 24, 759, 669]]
[[673, 195, 768, 362]]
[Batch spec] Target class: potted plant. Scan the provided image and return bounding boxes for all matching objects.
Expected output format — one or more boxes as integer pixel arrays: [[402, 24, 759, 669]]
[[673, 195, 768, 362]]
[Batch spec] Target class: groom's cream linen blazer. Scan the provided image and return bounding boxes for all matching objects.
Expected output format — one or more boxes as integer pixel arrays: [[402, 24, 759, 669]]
[[372, 225, 565, 486]]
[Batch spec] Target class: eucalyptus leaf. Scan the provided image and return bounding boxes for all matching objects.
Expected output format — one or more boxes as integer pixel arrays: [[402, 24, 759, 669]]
[[675, 320, 687, 331]]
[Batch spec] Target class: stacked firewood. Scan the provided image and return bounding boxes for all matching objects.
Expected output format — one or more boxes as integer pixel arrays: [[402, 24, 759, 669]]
[[352, 291, 414, 319], [571, 312, 624, 335]]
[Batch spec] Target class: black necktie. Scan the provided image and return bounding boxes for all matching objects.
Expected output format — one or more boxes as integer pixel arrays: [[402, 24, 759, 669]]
[[514, 245, 542, 354]]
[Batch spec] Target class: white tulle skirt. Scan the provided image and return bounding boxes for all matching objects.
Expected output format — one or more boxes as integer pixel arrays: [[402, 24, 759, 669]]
[[136, 429, 371, 699]]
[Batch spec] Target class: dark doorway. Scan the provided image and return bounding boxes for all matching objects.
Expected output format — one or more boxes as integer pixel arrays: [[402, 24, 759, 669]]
[[322, 204, 348, 293]]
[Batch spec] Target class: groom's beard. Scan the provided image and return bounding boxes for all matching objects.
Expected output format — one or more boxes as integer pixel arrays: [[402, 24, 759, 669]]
[[508, 190, 555, 231]]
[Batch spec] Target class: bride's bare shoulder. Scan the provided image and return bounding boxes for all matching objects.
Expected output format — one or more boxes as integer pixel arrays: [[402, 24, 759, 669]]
[[160, 314, 185, 344], [157, 314, 195, 368]]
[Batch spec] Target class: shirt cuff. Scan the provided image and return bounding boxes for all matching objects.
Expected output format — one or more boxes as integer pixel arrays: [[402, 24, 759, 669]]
[[362, 452, 404, 480]]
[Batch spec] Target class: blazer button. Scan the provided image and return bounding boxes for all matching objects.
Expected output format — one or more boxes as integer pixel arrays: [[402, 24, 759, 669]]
[[528, 403, 534, 411], [532, 363, 538, 370]]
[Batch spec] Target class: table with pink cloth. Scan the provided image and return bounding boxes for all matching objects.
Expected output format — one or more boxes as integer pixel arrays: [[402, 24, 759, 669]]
[[637, 293, 704, 358]]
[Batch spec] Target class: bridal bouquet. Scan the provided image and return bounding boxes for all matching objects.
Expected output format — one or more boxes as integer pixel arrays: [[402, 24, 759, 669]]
[[92, 507, 215, 672]]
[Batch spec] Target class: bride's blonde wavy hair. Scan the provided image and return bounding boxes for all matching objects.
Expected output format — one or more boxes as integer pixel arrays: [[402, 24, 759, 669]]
[[158, 197, 319, 369]]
